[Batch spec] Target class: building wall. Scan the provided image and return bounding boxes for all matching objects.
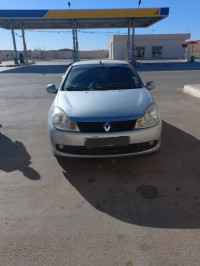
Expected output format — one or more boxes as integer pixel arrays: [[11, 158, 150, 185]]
[[109, 34, 191, 60], [79, 50, 108, 59]]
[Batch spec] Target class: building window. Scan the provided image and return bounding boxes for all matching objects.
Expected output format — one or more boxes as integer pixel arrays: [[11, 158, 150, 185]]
[[136, 46, 145, 58], [152, 46, 162, 58]]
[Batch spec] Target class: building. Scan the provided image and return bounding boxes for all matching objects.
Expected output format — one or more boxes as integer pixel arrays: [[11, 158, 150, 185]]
[[0, 50, 33, 61], [109, 34, 191, 60], [0, 49, 109, 61], [191, 40, 200, 58]]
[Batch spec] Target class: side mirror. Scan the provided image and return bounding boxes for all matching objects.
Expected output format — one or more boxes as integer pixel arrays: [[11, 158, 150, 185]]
[[146, 81, 156, 90], [46, 84, 57, 94]]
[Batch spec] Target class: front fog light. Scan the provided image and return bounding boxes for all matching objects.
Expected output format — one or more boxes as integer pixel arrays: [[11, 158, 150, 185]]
[[58, 144, 64, 150], [149, 141, 155, 147]]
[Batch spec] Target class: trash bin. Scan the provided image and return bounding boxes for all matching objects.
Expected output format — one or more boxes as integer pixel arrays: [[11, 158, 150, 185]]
[[19, 53, 24, 64], [14, 56, 18, 65], [190, 56, 195, 62]]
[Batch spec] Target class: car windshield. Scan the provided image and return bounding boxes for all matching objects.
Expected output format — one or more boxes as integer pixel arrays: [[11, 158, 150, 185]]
[[62, 64, 143, 91]]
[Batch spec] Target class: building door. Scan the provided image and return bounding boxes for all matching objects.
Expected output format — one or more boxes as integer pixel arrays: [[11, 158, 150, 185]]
[[136, 46, 145, 58]]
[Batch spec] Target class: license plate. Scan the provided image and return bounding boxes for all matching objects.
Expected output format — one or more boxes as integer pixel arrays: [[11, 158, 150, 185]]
[[85, 136, 129, 149]]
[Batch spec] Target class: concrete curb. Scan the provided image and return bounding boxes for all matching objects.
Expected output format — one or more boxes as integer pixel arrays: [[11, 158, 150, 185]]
[[3, 64, 19, 67], [0, 63, 23, 67], [183, 84, 200, 99], [0, 62, 36, 67]]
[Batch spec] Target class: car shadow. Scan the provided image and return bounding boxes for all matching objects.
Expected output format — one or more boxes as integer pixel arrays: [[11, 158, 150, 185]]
[[57, 121, 200, 229], [0, 64, 69, 74], [0, 132, 40, 180], [135, 62, 200, 72]]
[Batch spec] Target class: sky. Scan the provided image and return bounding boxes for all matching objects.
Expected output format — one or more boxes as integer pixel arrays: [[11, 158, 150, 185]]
[[0, 0, 199, 51]]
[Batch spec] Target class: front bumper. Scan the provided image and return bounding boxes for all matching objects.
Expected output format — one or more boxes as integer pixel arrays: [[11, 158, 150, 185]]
[[48, 121, 162, 158]]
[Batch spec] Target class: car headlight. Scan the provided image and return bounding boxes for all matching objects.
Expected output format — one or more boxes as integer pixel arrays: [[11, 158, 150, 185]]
[[135, 104, 160, 129], [50, 107, 79, 132]]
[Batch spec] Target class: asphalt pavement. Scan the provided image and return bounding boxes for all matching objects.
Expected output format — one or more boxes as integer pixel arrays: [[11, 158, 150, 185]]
[[0, 59, 200, 265]]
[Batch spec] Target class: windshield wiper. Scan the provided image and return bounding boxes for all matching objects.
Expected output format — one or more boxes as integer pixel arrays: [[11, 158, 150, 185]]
[[66, 84, 135, 91], [98, 84, 134, 89], [90, 85, 107, 90], [90, 84, 134, 90], [66, 86, 90, 91]]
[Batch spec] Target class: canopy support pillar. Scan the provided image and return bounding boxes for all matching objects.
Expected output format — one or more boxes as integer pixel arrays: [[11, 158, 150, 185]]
[[21, 27, 28, 63], [131, 20, 136, 65], [11, 24, 18, 64], [75, 28, 79, 61], [72, 22, 79, 63], [126, 26, 130, 61]]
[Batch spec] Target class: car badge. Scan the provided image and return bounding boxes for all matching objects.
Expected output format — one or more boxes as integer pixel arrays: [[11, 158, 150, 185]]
[[104, 122, 111, 132]]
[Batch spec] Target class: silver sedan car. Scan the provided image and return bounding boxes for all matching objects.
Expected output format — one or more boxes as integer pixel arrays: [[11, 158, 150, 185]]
[[46, 60, 162, 158]]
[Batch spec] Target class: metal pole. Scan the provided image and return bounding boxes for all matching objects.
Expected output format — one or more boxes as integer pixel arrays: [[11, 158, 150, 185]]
[[75, 28, 79, 61], [11, 24, 18, 64], [72, 27, 76, 62], [126, 26, 130, 61], [72, 20, 78, 63], [21, 27, 28, 63], [131, 20, 136, 65]]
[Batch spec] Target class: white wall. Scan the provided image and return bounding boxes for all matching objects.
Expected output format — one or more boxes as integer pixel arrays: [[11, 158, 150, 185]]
[[46, 50, 108, 59], [32, 49, 108, 59], [79, 50, 108, 59]]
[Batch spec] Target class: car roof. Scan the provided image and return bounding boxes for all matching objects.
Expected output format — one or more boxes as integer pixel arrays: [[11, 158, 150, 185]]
[[72, 60, 130, 66]]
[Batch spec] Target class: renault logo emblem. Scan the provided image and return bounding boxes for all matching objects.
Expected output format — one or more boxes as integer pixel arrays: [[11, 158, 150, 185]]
[[104, 122, 111, 132]]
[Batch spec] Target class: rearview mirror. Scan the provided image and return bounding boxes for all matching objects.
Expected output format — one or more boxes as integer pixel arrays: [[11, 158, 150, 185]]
[[46, 84, 57, 94], [146, 81, 156, 90]]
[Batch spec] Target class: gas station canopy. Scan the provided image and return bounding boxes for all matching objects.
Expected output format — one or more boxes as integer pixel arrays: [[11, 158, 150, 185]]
[[0, 8, 169, 30], [0, 8, 169, 64]]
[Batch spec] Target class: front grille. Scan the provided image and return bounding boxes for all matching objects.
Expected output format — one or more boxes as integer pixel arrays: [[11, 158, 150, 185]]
[[77, 120, 136, 133], [56, 141, 157, 156]]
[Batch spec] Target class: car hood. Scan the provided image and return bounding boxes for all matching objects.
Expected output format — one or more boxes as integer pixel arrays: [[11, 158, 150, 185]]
[[56, 88, 154, 122]]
